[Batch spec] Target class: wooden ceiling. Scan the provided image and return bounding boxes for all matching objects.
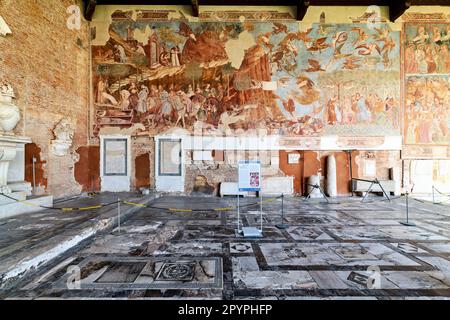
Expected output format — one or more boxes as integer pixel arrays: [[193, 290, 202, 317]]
[[83, 0, 449, 22]]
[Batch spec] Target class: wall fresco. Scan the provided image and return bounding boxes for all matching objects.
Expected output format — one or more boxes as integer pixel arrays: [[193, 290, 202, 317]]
[[92, 10, 401, 138], [404, 22, 450, 145]]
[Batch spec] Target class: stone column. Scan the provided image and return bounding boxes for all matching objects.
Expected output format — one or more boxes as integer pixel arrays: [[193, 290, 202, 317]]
[[327, 155, 337, 197]]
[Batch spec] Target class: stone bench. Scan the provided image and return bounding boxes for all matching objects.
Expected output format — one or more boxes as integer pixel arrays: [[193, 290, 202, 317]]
[[220, 182, 248, 197], [261, 176, 294, 196], [220, 176, 294, 197]]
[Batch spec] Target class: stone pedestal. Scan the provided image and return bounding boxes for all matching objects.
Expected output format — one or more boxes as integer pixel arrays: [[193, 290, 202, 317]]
[[307, 175, 322, 198], [0, 135, 32, 195]]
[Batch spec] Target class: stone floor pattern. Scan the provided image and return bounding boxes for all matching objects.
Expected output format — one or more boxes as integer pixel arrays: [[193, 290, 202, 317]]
[[2, 195, 450, 300]]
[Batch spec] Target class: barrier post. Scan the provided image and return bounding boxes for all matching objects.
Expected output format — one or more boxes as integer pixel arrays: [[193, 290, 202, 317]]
[[276, 194, 289, 229], [118, 198, 121, 233], [400, 188, 415, 227], [361, 180, 375, 202], [376, 178, 391, 202], [432, 185, 435, 204], [260, 192, 263, 233], [237, 193, 240, 234]]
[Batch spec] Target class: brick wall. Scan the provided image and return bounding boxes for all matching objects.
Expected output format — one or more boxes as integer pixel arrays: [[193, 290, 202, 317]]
[[0, 0, 90, 197]]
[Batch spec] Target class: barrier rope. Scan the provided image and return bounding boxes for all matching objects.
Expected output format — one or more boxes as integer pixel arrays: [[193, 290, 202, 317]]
[[433, 186, 450, 199], [124, 195, 284, 213], [0, 193, 119, 212], [1, 189, 447, 214], [0, 192, 282, 213]]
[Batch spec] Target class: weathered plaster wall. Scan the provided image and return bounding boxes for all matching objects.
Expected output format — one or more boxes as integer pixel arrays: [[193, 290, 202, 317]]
[[2, 3, 449, 197], [0, 0, 90, 198], [74, 146, 101, 192], [132, 136, 155, 189]]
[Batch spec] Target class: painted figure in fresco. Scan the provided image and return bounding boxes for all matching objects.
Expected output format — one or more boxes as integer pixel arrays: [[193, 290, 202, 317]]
[[135, 44, 146, 56], [415, 46, 428, 73], [432, 27, 442, 45], [96, 77, 118, 105], [170, 46, 181, 67], [137, 85, 149, 114], [425, 45, 437, 73], [186, 84, 195, 98], [418, 114, 433, 143], [438, 45, 450, 73], [405, 42, 418, 73], [355, 93, 371, 123], [159, 85, 173, 123], [114, 44, 127, 63], [342, 95, 355, 124], [174, 91, 188, 128], [128, 82, 139, 111], [119, 89, 131, 110], [326, 96, 338, 125], [146, 85, 158, 115], [413, 26, 429, 45], [441, 26, 450, 42], [159, 44, 170, 66]]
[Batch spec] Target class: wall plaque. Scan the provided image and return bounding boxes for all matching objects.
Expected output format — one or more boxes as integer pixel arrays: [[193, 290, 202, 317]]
[[103, 138, 127, 176]]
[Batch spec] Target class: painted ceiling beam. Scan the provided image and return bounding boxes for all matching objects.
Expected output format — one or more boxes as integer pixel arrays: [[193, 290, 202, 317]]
[[297, 0, 309, 21], [84, 0, 97, 21], [389, 0, 411, 22], [191, 0, 199, 17]]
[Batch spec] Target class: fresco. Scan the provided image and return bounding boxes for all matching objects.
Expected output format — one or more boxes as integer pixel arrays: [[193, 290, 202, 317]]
[[404, 22, 450, 145], [91, 10, 401, 138]]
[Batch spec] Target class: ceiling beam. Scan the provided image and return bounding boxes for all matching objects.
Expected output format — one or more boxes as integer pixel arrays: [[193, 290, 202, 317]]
[[191, 0, 199, 17], [84, 0, 97, 21], [297, 0, 309, 21], [389, 0, 411, 22]]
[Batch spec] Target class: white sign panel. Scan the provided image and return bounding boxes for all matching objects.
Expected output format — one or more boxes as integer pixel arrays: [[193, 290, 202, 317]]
[[238, 160, 261, 191], [288, 153, 300, 164], [104, 139, 127, 176]]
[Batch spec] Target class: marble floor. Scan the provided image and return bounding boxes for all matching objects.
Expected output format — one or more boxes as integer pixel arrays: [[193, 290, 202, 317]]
[[2, 195, 450, 300]]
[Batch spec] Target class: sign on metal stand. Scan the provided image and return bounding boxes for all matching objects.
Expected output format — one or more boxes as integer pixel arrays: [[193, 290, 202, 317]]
[[236, 160, 262, 238]]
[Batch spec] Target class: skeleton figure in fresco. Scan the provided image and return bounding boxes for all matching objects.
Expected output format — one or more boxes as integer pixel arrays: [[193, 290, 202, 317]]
[[137, 84, 149, 114], [96, 77, 118, 105]]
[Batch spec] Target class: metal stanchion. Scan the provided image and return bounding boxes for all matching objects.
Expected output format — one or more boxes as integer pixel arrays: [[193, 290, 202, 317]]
[[260, 192, 263, 234], [400, 188, 415, 227], [118, 198, 121, 233], [305, 184, 330, 203], [276, 194, 289, 229], [236, 193, 241, 234], [432, 185, 435, 204]]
